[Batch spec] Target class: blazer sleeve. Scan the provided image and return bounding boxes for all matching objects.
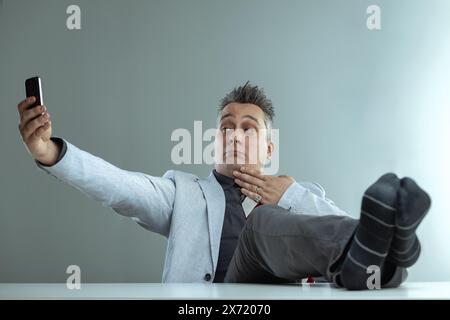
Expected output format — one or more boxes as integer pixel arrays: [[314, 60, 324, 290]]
[[36, 138, 176, 237], [277, 181, 350, 217]]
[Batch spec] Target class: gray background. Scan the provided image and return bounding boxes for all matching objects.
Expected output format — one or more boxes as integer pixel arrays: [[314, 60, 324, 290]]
[[1, 0, 449, 283]]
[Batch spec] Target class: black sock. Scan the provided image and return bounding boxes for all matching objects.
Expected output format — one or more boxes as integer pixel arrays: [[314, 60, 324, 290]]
[[339, 173, 400, 290], [387, 177, 431, 268]]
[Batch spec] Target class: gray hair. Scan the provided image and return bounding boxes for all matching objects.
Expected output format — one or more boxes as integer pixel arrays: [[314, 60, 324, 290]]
[[218, 81, 274, 140]]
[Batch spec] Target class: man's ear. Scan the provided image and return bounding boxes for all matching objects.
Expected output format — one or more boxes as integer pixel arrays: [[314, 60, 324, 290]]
[[267, 140, 274, 160]]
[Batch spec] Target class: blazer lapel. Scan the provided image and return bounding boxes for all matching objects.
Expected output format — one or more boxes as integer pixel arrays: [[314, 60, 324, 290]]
[[197, 171, 226, 273]]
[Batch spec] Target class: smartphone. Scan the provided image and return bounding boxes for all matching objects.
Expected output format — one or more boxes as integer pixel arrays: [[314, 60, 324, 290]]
[[25, 76, 44, 109]]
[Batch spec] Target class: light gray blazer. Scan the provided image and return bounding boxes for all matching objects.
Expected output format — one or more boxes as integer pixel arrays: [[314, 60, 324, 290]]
[[37, 139, 350, 283]]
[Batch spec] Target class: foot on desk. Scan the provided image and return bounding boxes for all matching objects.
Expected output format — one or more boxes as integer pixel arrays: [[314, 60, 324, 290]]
[[339, 173, 400, 290], [387, 177, 431, 268]]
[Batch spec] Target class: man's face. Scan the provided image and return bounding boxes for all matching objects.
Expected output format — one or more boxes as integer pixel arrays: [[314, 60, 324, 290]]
[[214, 103, 273, 173]]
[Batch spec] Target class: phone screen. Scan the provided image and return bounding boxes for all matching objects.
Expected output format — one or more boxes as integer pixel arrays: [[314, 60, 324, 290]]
[[25, 76, 44, 109]]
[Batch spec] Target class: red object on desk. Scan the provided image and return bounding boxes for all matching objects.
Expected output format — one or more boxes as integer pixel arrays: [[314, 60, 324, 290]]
[[306, 276, 315, 284]]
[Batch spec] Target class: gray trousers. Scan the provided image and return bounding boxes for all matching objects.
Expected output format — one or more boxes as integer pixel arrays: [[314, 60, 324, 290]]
[[224, 204, 407, 288]]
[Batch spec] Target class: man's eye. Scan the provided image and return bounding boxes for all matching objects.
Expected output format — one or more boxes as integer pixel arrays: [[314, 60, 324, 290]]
[[244, 128, 257, 134]]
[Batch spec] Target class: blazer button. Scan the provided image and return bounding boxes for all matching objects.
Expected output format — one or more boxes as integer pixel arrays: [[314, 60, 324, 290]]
[[204, 273, 212, 281]]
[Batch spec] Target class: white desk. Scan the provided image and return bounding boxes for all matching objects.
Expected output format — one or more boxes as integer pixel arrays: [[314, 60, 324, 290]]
[[1, 282, 450, 300]]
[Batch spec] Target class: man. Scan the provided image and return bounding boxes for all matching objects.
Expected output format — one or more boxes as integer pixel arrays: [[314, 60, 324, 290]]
[[17, 82, 430, 289]]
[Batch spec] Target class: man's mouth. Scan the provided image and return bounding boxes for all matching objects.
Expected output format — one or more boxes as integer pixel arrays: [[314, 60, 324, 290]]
[[224, 150, 245, 157]]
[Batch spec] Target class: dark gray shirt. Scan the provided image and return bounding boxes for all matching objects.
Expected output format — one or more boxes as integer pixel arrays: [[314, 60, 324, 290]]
[[212, 169, 247, 283]]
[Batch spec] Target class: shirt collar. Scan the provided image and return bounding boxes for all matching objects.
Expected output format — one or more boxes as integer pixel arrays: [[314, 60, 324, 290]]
[[213, 169, 236, 187], [213, 170, 246, 202]]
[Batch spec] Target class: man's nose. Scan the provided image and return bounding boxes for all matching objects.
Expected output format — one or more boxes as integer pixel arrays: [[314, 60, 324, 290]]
[[227, 129, 244, 144]]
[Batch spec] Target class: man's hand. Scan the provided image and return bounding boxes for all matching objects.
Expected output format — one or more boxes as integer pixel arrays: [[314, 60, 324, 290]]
[[233, 166, 295, 205], [17, 97, 60, 166]]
